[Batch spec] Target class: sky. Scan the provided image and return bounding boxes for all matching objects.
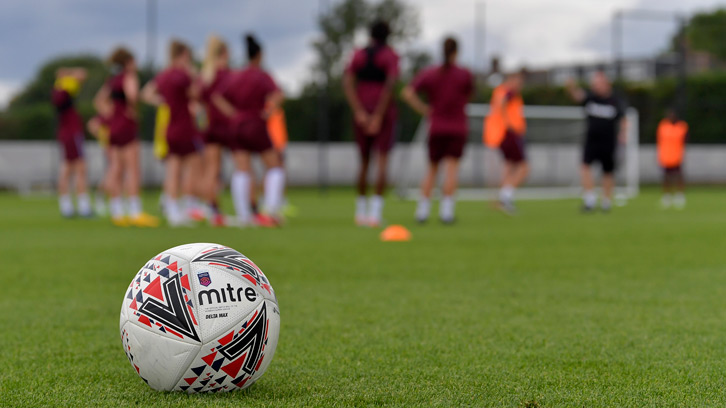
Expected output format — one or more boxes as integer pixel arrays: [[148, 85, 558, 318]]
[[0, 0, 723, 108]]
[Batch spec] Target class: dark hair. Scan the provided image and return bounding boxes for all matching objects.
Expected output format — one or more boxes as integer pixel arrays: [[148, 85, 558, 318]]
[[109, 47, 134, 69], [370, 20, 391, 44], [443, 37, 458, 66], [169, 39, 191, 61], [245, 34, 262, 61]]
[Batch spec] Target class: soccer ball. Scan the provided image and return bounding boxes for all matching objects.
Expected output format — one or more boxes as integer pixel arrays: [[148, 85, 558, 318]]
[[119, 243, 280, 393]]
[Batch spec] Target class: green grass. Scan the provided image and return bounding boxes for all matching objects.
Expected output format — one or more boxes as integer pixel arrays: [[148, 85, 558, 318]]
[[2, 188, 726, 407]]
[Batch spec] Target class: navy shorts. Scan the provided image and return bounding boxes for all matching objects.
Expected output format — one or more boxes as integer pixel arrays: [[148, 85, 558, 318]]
[[500, 130, 526, 163]]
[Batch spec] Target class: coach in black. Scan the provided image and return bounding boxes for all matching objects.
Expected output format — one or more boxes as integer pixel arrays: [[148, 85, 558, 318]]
[[566, 71, 627, 212]]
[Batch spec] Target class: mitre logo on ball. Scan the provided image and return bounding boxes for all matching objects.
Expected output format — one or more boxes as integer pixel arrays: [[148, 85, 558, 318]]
[[119, 243, 280, 393]]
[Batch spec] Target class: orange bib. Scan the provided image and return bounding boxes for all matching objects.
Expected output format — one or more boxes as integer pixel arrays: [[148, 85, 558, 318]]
[[656, 119, 688, 167], [484, 85, 526, 148], [267, 107, 288, 151]]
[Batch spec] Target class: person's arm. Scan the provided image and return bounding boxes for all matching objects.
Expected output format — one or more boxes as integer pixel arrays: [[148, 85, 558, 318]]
[[343, 70, 369, 127], [263, 90, 284, 119], [123, 73, 139, 107], [618, 117, 628, 145], [93, 85, 112, 117], [565, 78, 586, 104], [56, 67, 87, 82], [211, 93, 237, 118], [367, 73, 396, 135], [140, 80, 163, 107], [400, 85, 429, 117]]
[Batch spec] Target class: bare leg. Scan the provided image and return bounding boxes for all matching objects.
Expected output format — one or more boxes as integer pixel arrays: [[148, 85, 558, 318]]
[[203, 144, 222, 205], [123, 141, 141, 198], [374, 152, 388, 196], [510, 162, 529, 189], [58, 162, 71, 196], [441, 158, 460, 197], [357, 155, 370, 196], [420, 162, 439, 199], [602, 173, 615, 201], [580, 164, 595, 192], [74, 160, 88, 196]]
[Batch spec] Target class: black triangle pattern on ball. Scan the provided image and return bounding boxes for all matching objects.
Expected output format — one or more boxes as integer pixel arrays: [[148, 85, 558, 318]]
[[137, 274, 200, 342], [199, 379, 210, 386], [214, 375, 227, 384], [191, 365, 205, 376], [193, 386, 204, 392], [180, 386, 189, 391], [158, 268, 170, 278], [161, 255, 171, 264], [143, 274, 151, 283], [126, 289, 132, 299], [211, 357, 225, 372]]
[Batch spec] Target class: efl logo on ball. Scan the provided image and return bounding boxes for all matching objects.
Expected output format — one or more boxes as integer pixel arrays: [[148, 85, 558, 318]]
[[119, 243, 280, 393]]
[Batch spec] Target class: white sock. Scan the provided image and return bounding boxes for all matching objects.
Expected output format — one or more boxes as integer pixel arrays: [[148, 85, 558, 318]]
[[231, 171, 252, 224], [500, 185, 514, 203], [264, 167, 285, 215], [369, 195, 383, 222], [59, 194, 73, 217], [674, 192, 686, 207], [416, 198, 430, 220], [127, 196, 142, 218], [583, 190, 597, 207], [601, 197, 612, 209], [95, 192, 107, 215], [165, 198, 183, 224], [110, 197, 125, 219], [661, 194, 673, 207], [355, 196, 367, 219], [76, 193, 92, 216], [440, 196, 455, 220], [182, 195, 196, 213]]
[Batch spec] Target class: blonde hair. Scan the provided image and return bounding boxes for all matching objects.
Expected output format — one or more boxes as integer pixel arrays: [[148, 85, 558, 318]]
[[201, 35, 228, 83]]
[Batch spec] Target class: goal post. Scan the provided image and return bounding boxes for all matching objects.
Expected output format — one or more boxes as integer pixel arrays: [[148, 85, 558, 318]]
[[395, 104, 640, 201]]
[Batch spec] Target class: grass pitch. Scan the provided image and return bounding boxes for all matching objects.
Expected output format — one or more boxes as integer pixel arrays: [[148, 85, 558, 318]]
[[2, 188, 726, 407]]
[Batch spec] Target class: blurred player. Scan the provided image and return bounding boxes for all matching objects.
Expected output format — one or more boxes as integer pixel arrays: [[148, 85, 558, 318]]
[[484, 71, 528, 214], [200, 35, 232, 226], [657, 108, 688, 209], [52, 67, 92, 218], [142, 39, 204, 226], [94, 48, 159, 227], [566, 71, 627, 212], [266, 102, 298, 217], [402, 37, 473, 224], [343, 20, 399, 227], [213, 34, 285, 227], [86, 113, 111, 216]]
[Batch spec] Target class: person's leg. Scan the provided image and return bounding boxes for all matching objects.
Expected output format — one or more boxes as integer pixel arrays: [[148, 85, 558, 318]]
[[416, 161, 438, 223], [58, 160, 73, 217], [231, 151, 253, 225], [368, 151, 388, 226], [601, 172, 615, 210], [74, 160, 92, 217], [355, 149, 371, 225], [580, 163, 597, 210], [499, 161, 514, 203], [261, 149, 285, 217], [203, 144, 222, 216], [673, 167, 686, 209], [106, 147, 125, 222], [661, 169, 673, 208], [123, 141, 144, 219], [181, 152, 203, 218], [440, 157, 461, 223], [511, 161, 530, 189], [163, 155, 184, 224]]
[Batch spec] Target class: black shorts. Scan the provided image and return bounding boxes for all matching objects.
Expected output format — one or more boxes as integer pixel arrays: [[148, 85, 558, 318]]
[[583, 144, 616, 174], [500, 130, 526, 163], [663, 165, 682, 175], [428, 134, 466, 163]]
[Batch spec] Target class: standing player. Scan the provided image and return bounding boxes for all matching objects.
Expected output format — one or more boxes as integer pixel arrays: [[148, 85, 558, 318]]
[[87, 113, 111, 216], [484, 71, 528, 214], [200, 35, 232, 226], [343, 20, 399, 227], [94, 47, 158, 227], [52, 67, 92, 218], [212, 34, 285, 227], [566, 71, 627, 212], [401, 37, 473, 224], [142, 39, 204, 226], [267, 102, 298, 217], [656, 108, 688, 209]]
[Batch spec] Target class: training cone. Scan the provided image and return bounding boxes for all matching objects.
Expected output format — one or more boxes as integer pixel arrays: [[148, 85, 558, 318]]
[[380, 225, 412, 242]]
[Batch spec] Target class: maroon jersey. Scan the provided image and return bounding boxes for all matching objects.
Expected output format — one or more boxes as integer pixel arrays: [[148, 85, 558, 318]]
[[219, 66, 278, 123], [155, 67, 197, 143], [51, 89, 83, 141], [201, 68, 232, 139], [412, 64, 473, 137], [107, 73, 138, 146], [345, 45, 399, 115]]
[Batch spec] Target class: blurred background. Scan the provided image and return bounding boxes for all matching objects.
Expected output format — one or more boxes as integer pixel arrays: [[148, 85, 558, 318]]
[[1, 0, 726, 193]]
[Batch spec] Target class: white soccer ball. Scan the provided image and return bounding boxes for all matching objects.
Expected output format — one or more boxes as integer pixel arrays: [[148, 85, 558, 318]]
[[119, 243, 280, 393]]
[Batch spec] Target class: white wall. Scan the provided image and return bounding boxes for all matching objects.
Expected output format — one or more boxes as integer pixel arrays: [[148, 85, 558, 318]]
[[0, 141, 724, 192]]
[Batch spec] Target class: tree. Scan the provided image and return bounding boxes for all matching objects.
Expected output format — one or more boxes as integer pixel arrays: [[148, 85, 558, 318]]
[[681, 9, 726, 60]]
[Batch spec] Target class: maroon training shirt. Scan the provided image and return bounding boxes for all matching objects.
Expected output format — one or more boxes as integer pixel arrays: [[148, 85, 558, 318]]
[[219, 66, 278, 123], [201, 68, 232, 136], [155, 67, 197, 142], [412, 64, 473, 137], [51, 89, 83, 140], [345, 45, 399, 115]]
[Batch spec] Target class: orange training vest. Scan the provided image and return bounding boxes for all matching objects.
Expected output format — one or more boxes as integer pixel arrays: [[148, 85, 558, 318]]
[[267, 106, 288, 151], [483, 84, 526, 148], [656, 119, 688, 167]]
